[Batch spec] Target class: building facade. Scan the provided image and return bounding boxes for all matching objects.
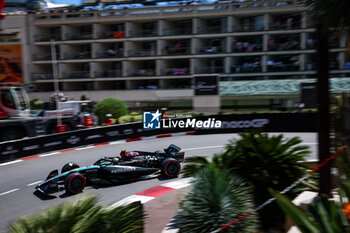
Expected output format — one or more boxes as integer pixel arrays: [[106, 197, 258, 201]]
[[2, 0, 350, 110]]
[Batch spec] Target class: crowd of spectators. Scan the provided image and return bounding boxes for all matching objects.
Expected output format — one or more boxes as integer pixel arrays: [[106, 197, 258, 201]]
[[232, 61, 261, 73], [164, 42, 189, 55], [268, 38, 300, 51], [267, 57, 300, 71], [165, 68, 188, 75], [233, 40, 262, 52], [129, 69, 156, 76]]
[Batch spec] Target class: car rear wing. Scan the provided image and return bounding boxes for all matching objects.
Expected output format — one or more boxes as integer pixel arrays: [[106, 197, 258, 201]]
[[174, 152, 185, 162]]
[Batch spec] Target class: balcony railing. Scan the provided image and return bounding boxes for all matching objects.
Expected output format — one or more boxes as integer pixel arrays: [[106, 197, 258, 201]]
[[196, 66, 224, 74], [164, 68, 189, 75], [128, 69, 156, 76], [98, 31, 125, 39], [233, 24, 264, 32], [163, 46, 191, 55], [198, 46, 226, 54], [66, 33, 93, 40], [130, 29, 158, 38], [64, 71, 90, 79], [233, 43, 263, 52], [268, 22, 301, 30], [34, 34, 61, 42], [162, 28, 192, 36], [96, 51, 123, 58], [232, 64, 262, 73], [31, 73, 53, 80], [129, 50, 157, 57], [33, 54, 59, 61], [197, 26, 227, 34], [267, 63, 300, 72], [64, 53, 91, 59], [95, 70, 122, 77], [268, 42, 300, 51]]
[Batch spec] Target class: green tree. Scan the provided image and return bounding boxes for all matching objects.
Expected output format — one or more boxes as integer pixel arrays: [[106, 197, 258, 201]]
[[182, 132, 310, 230], [271, 191, 350, 233], [95, 98, 128, 124], [179, 164, 259, 233], [8, 196, 145, 233]]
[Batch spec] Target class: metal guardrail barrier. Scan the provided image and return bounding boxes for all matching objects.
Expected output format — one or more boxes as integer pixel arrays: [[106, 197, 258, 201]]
[[0, 112, 318, 161]]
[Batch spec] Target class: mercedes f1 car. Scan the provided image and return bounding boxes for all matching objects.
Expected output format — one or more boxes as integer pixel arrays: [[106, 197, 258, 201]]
[[36, 144, 184, 195]]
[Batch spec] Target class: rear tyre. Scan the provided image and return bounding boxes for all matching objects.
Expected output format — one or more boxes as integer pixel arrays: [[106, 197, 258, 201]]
[[64, 173, 86, 194], [161, 158, 181, 178]]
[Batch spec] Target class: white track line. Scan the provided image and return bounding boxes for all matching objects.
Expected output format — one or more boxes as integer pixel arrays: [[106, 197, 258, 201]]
[[0, 188, 19, 197], [182, 145, 225, 151], [172, 132, 187, 137], [76, 146, 95, 151], [26, 181, 42, 187], [110, 140, 126, 145], [0, 160, 22, 166], [39, 152, 60, 157], [141, 136, 157, 140]]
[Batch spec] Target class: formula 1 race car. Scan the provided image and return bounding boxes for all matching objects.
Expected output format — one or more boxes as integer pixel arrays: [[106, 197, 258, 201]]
[[35, 145, 184, 195]]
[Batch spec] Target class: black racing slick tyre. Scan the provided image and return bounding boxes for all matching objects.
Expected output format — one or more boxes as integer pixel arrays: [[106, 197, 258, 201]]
[[64, 173, 86, 194], [161, 158, 181, 178]]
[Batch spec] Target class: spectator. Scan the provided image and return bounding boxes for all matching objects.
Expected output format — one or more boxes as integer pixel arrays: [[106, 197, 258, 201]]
[[107, 48, 117, 56], [205, 46, 218, 53], [307, 38, 314, 49], [165, 45, 171, 55], [286, 17, 293, 29]]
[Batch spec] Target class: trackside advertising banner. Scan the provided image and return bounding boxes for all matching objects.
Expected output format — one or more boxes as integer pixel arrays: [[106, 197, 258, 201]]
[[0, 113, 318, 161]]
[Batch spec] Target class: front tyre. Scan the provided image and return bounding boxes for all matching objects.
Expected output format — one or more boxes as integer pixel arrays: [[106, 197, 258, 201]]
[[64, 173, 86, 194], [161, 158, 181, 178]]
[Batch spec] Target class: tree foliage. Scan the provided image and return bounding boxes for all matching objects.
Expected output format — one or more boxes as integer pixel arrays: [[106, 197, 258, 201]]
[[8, 196, 145, 233], [183, 132, 309, 189], [179, 164, 259, 233], [95, 98, 128, 124], [182, 132, 310, 230], [271, 190, 350, 233]]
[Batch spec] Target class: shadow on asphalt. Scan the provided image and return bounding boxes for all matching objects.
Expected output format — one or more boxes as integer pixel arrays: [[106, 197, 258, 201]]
[[166, 213, 182, 230], [33, 190, 57, 200]]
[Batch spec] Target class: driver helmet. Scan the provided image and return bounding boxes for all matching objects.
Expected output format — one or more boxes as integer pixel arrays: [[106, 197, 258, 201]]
[[67, 162, 79, 170], [120, 149, 126, 158]]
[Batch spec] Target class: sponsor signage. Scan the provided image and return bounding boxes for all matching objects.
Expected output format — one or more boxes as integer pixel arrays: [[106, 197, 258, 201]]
[[301, 82, 317, 108], [143, 110, 161, 129], [194, 75, 219, 96], [0, 44, 23, 83], [67, 136, 80, 145], [0, 113, 318, 160], [143, 110, 222, 129]]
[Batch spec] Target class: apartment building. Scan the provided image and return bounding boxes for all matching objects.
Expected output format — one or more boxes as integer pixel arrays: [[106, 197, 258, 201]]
[[3, 0, 350, 110]]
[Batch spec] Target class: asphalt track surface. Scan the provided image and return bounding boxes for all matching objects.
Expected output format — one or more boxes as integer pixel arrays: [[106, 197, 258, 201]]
[[0, 133, 317, 232]]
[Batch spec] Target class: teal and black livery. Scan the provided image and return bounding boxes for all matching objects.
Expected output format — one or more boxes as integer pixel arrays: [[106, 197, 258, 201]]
[[35, 144, 184, 195]]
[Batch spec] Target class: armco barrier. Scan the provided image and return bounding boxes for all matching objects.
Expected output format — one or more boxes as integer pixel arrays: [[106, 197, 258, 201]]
[[0, 112, 318, 162]]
